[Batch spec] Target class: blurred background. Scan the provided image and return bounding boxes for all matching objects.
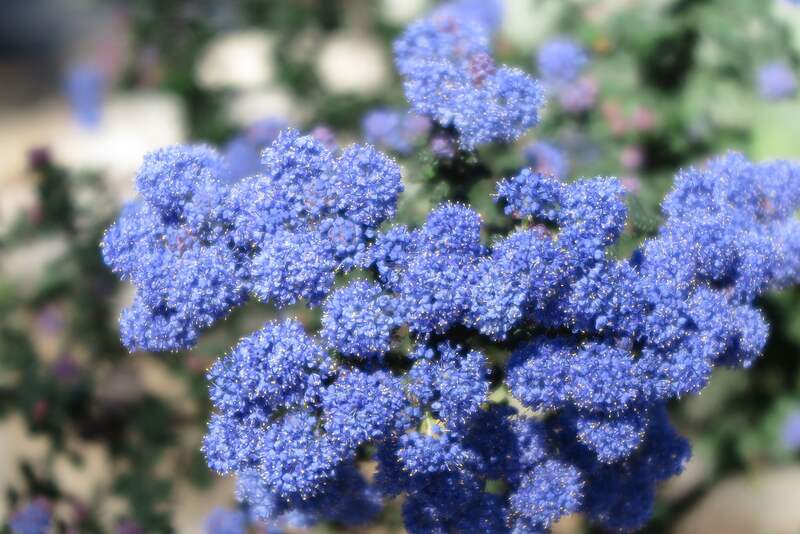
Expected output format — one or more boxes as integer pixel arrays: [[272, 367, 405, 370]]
[[1, 0, 800, 532]]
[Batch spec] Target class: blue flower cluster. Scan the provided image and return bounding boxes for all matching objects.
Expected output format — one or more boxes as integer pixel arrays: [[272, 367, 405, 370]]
[[102, 2, 800, 532], [9, 500, 51, 534], [432, 0, 503, 32], [102, 128, 402, 353], [537, 38, 596, 113], [537, 39, 588, 86], [105, 144, 800, 531], [204, 507, 248, 534], [782, 409, 800, 452], [757, 61, 797, 100], [394, 1, 544, 149]]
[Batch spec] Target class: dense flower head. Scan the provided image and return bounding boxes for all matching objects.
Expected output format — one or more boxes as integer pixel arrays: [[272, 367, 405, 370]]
[[321, 280, 396, 358], [321, 369, 408, 448], [397, 429, 478, 475], [407, 342, 489, 433], [394, 11, 544, 149], [103, 128, 402, 352], [508, 460, 583, 530], [101, 146, 245, 352], [107, 133, 800, 531], [119, 297, 201, 352], [255, 411, 349, 498], [466, 228, 563, 340], [207, 319, 331, 420], [509, 337, 640, 414], [334, 144, 404, 227], [393, 204, 485, 334], [537, 38, 588, 85], [496, 169, 563, 221], [9, 499, 51, 534], [571, 407, 649, 463], [359, 225, 414, 290], [757, 61, 797, 100], [134, 144, 227, 226], [103, 3, 800, 532]]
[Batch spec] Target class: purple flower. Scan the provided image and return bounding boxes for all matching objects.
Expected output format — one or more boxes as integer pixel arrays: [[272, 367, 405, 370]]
[[537, 38, 588, 85], [101, 4, 800, 530], [64, 63, 105, 128], [781, 409, 800, 452], [204, 507, 247, 534], [757, 61, 797, 100], [9, 499, 51, 534], [394, 16, 544, 149]]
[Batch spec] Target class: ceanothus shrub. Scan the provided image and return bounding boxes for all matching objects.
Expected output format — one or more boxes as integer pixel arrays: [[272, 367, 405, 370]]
[[102, 2, 800, 532]]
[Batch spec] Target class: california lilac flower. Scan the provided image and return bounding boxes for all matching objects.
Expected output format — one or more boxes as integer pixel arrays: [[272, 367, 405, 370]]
[[781, 409, 800, 452], [64, 63, 105, 127], [223, 118, 288, 182], [362, 108, 431, 154], [106, 138, 800, 531], [103, 4, 800, 532], [523, 141, 570, 179], [757, 61, 797, 100], [537, 38, 596, 113], [558, 75, 598, 113], [537, 38, 588, 86], [509, 459, 583, 530], [321, 280, 397, 358], [394, 10, 544, 149], [9, 499, 51, 534], [102, 129, 402, 352], [407, 342, 489, 433], [432, 0, 504, 32], [204, 507, 247, 534], [101, 144, 245, 352]]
